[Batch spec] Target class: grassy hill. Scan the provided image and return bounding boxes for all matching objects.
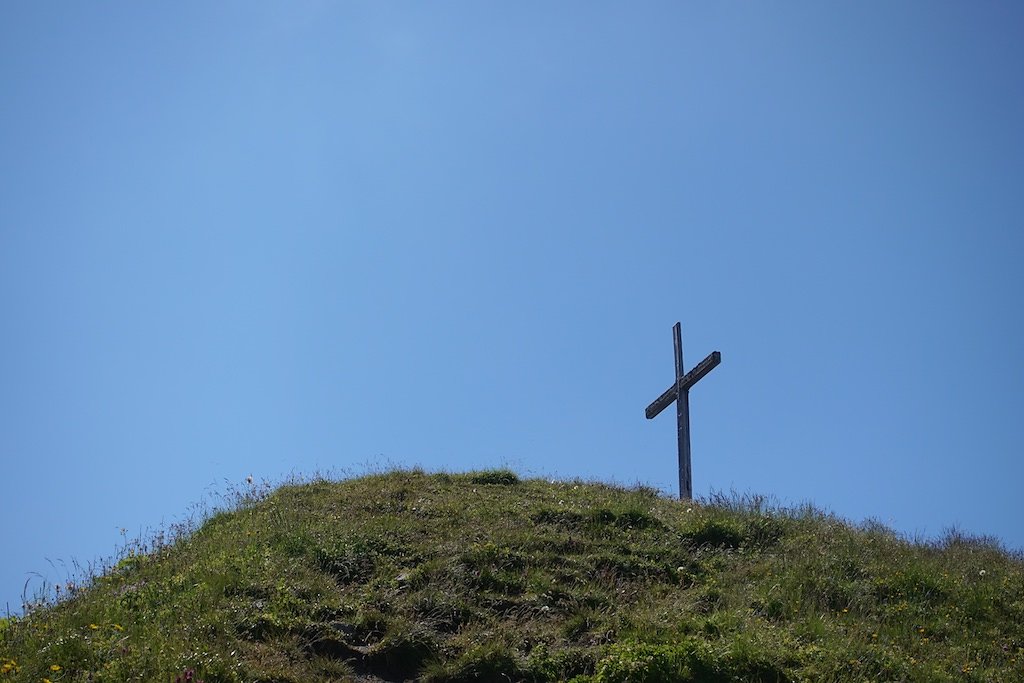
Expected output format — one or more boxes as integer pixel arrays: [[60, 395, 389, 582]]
[[2, 469, 1022, 682]]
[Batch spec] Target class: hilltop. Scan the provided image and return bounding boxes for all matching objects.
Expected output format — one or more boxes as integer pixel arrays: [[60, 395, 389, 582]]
[[1, 469, 1022, 682]]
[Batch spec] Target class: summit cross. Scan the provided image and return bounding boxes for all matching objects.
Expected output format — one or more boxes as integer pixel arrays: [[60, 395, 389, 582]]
[[645, 322, 721, 500]]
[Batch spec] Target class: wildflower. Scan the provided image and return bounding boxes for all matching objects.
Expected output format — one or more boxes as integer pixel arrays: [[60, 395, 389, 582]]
[[979, 569, 987, 576], [50, 665, 62, 672], [89, 623, 99, 630]]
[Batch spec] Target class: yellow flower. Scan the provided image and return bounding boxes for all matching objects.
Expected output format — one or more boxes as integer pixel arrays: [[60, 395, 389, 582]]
[[113, 623, 124, 631], [43, 679, 52, 683], [89, 623, 99, 630], [50, 664, 62, 671]]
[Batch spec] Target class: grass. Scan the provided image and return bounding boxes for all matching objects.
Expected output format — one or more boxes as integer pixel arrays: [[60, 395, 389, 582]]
[[2, 468, 1023, 682]]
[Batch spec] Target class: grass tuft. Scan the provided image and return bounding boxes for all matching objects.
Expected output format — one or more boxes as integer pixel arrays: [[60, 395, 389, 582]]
[[466, 469, 520, 486]]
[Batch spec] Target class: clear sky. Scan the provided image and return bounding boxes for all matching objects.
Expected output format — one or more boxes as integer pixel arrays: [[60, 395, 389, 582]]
[[2, 2, 1022, 614]]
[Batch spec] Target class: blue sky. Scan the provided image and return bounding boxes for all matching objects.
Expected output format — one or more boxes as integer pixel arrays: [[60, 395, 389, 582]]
[[2, 2, 1022, 614]]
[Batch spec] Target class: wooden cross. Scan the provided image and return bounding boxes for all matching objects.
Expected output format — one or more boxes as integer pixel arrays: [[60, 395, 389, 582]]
[[645, 322, 721, 500]]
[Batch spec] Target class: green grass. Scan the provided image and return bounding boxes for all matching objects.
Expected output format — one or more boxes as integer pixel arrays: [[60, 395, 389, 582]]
[[2, 469, 1023, 682]]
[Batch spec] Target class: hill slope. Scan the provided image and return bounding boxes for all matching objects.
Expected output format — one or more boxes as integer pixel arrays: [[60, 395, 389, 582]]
[[2, 470, 1023, 682]]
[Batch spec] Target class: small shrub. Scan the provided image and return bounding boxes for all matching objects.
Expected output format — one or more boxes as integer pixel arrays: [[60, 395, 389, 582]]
[[594, 638, 790, 683], [685, 518, 744, 549], [594, 641, 716, 683], [527, 644, 597, 681], [367, 621, 438, 680], [743, 515, 787, 548], [612, 508, 662, 530], [427, 642, 523, 682], [468, 469, 520, 486], [532, 508, 586, 528]]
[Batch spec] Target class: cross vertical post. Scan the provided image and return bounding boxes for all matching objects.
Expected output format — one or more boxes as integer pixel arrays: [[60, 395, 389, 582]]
[[645, 322, 721, 500], [673, 323, 692, 500]]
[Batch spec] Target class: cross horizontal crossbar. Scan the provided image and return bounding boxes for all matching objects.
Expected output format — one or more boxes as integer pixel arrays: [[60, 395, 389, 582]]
[[644, 350, 721, 419]]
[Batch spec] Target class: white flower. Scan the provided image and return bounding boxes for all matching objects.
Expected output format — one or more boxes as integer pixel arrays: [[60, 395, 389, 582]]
[[979, 569, 987, 577]]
